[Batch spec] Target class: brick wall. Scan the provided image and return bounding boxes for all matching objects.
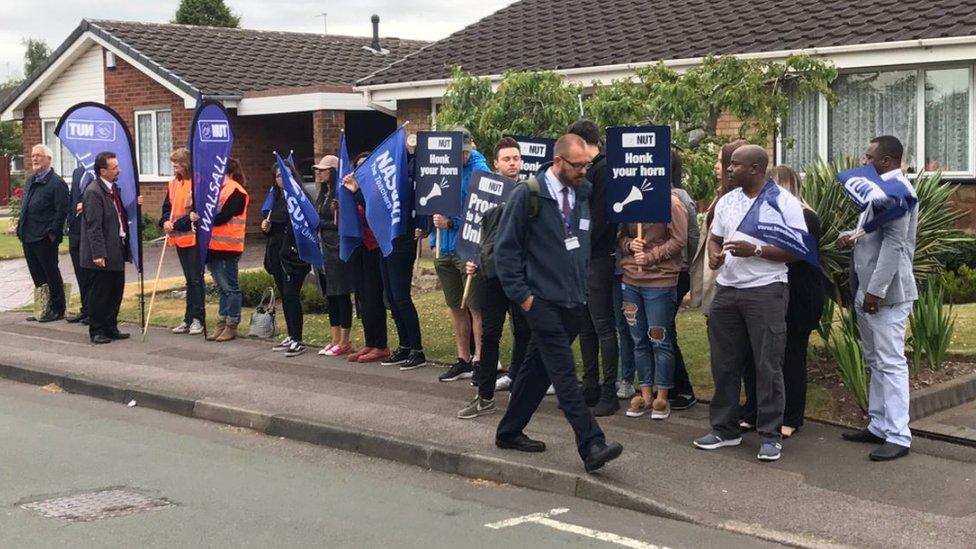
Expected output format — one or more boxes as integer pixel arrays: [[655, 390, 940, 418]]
[[21, 101, 41, 173], [715, 111, 774, 157], [397, 98, 432, 146], [312, 110, 343, 161]]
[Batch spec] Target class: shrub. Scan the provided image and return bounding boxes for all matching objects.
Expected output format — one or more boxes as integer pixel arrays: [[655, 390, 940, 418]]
[[300, 283, 327, 314], [944, 265, 976, 304], [824, 305, 869, 412], [141, 214, 163, 242], [908, 282, 956, 373], [237, 269, 327, 313], [939, 236, 976, 273]]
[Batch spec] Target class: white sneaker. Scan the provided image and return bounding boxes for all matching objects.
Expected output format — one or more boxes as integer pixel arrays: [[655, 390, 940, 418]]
[[495, 374, 513, 392], [616, 380, 636, 400], [188, 319, 204, 335], [546, 385, 556, 396], [171, 321, 189, 334], [272, 337, 293, 351]]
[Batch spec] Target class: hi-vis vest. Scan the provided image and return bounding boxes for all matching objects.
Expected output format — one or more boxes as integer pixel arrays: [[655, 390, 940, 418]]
[[209, 177, 249, 253], [167, 177, 196, 248]]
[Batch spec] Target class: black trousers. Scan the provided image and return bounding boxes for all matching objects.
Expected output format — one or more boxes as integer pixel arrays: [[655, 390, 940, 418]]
[[354, 247, 387, 349], [87, 268, 124, 338], [24, 238, 65, 314], [380, 236, 422, 350], [281, 266, 310, 342], [579, 255, 619, 392], [69, 238, 94, 317], [176, 245, 206, 324], [478, 275, 530, 401], [672, 271, 695, 397], [497, 298, 606, 459]]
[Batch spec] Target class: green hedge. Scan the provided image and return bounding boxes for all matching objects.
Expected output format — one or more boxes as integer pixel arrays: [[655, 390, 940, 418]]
[[945, 265, 976, 304], [237, 269, 326, 313]]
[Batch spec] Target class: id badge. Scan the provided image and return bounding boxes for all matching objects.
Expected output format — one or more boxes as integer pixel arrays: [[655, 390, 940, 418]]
[[579, 218, 590, 231], [564, 236, 580, 250]]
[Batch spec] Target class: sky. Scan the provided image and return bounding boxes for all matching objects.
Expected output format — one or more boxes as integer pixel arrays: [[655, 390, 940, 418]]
[[0, 0, 516, 82]]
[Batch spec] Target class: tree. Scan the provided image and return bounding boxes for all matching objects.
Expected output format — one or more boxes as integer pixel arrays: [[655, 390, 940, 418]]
[[21, 38, 49, 77], [173, 0, 241, 27]]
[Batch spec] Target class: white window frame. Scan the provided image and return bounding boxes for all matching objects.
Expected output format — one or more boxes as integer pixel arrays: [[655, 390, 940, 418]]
[[134, 108, 173, 181], [40, 119, 78, 177], [777, 63, 976, 180]]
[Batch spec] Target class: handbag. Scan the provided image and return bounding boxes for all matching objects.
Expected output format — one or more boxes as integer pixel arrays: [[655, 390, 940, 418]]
[[247, 287, 278, 339]]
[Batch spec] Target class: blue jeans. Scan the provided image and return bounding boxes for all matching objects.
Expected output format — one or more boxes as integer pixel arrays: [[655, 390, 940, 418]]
[[621, 284, 676, 389], [614, 275, 636, 383], [207, 254, 242, 323]]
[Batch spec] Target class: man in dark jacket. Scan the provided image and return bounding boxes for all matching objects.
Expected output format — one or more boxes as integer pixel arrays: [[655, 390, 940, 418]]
[[18, 144, 70, 322], [81, 152, 129, 344], [494, 133, 623, 473], [66, 165, 94, 323]]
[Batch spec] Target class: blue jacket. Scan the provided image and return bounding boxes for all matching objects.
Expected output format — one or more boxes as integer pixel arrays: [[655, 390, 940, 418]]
[[429, 149, 490, 256], [495, 166, 592, 307]]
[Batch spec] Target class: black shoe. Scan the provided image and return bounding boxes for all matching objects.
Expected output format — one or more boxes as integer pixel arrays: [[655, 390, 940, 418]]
[[870, 442, 910, 461], [584, 441, 624, 473], [438, 358, 473, 382], [582, 382, 601, 407], [592, 386, 620, 417], [90, 334, 112, 344], [842, 428, 885, 444], [26, 315, 37, 321], [470, 361, 481, 387], [81, 317, 90, 325], [381, 347, 411, 367], [37, 311, 64, 323], [399, 350, 428, 371], [496, 434, 546, 453], [65, 313, 88, 323], [107, 331, 130, 340], [669, 394, 698, 411]]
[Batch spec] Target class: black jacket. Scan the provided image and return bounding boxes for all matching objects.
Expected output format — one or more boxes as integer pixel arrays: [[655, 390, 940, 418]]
[[585, 153, 616, 259], [67, 166, 88, 240], [18, 169, 69, 244], [80, 179, 128, 271], [495, 166, 592, 307], [479, 204, 503, 280]]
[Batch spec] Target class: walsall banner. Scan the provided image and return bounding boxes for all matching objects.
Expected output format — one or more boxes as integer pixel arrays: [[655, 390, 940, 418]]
[[508, 135, 554, 181], [837, 165, 918, 233], [736, 180, 819, 268], [189, 100, 234, 268], [413, 131, 463, 217], [353, 127, 411, 256], [455, 170, 517, 264], [55, 102, 142, 271], [337, 132, 362, 262], [605, 126, 672, 224], [275, 152, 324, 268]]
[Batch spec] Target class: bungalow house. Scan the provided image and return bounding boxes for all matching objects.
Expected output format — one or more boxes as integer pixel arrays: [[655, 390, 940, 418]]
[[0, 18, 427, 230], [356, 0, 976, 226]]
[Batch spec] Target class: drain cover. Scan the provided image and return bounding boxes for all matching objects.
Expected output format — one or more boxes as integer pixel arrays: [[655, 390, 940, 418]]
[[21, 488, 172, 522]]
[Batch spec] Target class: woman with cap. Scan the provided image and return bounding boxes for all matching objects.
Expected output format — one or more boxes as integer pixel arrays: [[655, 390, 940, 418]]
[[312, 155, 355, 356]]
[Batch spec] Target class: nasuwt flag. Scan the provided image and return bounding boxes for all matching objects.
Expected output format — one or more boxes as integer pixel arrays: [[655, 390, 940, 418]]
[[274, 152, 324, 268], [736, 180, 819, 268], [837, 165, 918, 233], [189, 100, 234, 268], [353, 127, 411, 256], [337, 132, 362, 262], [55, 102, 142, 271]]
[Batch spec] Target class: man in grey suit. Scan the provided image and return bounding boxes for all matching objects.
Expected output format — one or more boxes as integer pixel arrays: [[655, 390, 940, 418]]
[[838, 135, 917, 462]]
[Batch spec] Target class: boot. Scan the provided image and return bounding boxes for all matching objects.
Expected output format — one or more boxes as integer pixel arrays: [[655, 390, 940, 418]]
[[592, 384, 620, 417], [215, 321, 238, 342], [207, 319, 227, 341]]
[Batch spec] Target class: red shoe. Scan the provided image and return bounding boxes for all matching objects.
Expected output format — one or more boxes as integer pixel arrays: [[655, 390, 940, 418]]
[[358, 348, 391, 363], [326, 343, 353, 356], [347, 347, 373, 362]]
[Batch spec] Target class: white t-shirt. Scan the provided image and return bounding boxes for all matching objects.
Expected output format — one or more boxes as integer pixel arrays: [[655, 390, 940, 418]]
[[710, 187, 807, 289]]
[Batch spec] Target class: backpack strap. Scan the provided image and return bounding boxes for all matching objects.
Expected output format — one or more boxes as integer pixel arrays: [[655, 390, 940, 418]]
[[524, 176, 541, 218]]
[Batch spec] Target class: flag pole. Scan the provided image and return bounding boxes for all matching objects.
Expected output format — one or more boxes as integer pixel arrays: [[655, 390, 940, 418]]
[[460, 273, 473, 309], [142, 236, 168, 341]]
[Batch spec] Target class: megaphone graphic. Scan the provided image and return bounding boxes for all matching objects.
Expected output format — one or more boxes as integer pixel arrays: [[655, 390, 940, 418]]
[[613, 186, 643, 213], [419, 184, 442, 206]]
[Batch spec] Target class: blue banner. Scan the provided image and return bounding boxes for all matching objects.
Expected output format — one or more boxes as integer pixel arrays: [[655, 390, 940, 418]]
[[337, 132, 362, 262], [189, 100, 234, 268], [55, 102, 141, 271], [736, 180, 819, 268], [353, 127, 410, 256], [275, 152, 324, 268], [605, 126, 672, 223], [413, 131, 462, 217], [455, 170, 517, 264], [508, 135, 554, 181], [837, 165, 918, 233]]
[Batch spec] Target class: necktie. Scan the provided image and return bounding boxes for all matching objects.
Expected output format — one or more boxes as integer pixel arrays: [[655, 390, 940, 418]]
[[561, 187, 572, 234], [111, 185, 127, 236]]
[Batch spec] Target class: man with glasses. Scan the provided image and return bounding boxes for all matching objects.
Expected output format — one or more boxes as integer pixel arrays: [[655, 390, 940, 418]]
[[494, 133, 623, 473]]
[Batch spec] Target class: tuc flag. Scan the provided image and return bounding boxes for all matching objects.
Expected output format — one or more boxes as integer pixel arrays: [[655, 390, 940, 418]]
[[337, 132, 362, 262], [274, 152, 324, 268], [189, 100, 234, 268], [352, 127, 411, 256], [736, 180, 820, 268], [55, 102, 142, 271], [837, 165, 918, 233]]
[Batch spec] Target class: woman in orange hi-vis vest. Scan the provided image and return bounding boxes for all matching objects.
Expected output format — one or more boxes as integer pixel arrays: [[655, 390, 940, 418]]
[[191, 158, 249, 342], [160, 148, 205, 335]]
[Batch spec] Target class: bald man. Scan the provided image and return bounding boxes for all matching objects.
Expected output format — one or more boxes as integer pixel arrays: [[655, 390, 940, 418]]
[[693, 145, 806, 462], [493, 133, 623, 473]]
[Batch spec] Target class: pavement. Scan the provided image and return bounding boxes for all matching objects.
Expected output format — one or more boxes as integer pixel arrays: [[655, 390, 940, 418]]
[[0, 313, 974, 548]]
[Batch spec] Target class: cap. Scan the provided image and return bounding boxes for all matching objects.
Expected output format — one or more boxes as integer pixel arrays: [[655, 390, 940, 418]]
[[313, 155, 339, 170], [451, 126, 474, 152]]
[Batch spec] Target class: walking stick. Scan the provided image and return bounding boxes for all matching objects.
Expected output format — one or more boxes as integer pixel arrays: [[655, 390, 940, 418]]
[[142, 236, 169, 341], [636, 224, 643, 273], [460, 273, 473, 309]]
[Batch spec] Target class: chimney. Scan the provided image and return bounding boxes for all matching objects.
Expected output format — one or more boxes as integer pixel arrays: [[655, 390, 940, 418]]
[[370, 14, 381, 51]]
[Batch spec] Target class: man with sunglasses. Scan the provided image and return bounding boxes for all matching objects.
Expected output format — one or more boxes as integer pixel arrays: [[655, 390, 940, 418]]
[[493, 133, 623, 473]]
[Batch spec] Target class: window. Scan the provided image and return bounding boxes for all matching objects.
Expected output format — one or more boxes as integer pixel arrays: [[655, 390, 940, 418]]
[[781, 90, 819, 171], [135, 109, 173, 178], [925, 68, 971, 173], [41, 119, 78, 177]]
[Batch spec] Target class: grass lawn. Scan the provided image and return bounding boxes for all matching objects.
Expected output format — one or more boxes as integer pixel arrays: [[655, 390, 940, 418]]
[[0, 218, 70, 260]]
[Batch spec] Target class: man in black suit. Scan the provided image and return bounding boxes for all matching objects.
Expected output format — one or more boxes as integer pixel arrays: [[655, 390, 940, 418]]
[[81, 151, 129, 344], [17, 144, 70, 322], [66, 165, 94, 324]]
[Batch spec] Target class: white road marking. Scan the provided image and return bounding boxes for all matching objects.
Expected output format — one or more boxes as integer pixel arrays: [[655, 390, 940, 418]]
[[486, 508, 670, 549]]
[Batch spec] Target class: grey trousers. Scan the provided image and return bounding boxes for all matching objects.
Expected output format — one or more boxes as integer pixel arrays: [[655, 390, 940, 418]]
[[708, 282, 788, 440]]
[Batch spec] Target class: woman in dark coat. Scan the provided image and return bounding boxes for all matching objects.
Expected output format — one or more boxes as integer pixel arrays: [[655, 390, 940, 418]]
[[312, 155, 355, 356]]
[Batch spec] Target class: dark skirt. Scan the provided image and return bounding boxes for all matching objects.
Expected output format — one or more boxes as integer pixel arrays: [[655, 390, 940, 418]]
[[316, 229, 355, 296]]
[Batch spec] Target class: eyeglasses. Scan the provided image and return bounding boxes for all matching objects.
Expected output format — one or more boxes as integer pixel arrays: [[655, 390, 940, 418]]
[[556, 156, 592, 171]]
